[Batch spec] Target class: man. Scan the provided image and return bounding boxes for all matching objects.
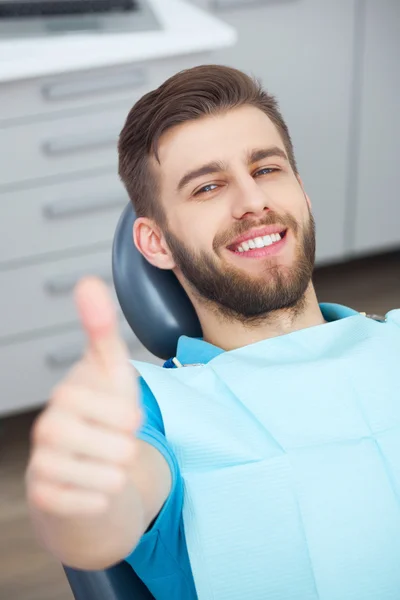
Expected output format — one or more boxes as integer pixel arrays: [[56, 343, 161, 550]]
[[26, 65, 400, 599]]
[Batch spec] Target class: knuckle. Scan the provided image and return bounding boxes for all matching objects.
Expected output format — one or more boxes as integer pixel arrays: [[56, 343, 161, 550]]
[[28, 479, 109, 516], [32, 407, 75, 449], [43, 487, 70, 515], [51, 382, 76, 409], [26, 482, 42, 508], [30, 449, 54, 479], [28, 481, 58, 512], [38, 415, 61, 446], [31, 412, 52, 445]]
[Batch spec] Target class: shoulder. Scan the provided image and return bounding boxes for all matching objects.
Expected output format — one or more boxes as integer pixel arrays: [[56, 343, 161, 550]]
[[136, 375, 178, 485], [137, 375, 165, 434], [385, 309, 400, 327]]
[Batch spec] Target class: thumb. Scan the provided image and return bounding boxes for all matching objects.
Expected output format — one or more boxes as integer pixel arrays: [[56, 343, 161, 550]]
[[74, 276, 130, 378]]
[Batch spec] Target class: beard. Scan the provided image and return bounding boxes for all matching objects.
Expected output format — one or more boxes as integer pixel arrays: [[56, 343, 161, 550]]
[[163, 209, 316, 325]]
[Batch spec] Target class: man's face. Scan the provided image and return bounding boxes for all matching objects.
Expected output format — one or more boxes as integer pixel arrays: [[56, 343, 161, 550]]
[[153, 105, 316, 322]]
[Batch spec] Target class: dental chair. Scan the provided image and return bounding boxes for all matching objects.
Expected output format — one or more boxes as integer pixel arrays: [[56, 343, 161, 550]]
[[63, 202, 202, 599]]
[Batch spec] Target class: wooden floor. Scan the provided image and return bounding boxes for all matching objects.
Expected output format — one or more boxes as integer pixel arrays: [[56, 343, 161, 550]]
[[1, 250, 400, 600]]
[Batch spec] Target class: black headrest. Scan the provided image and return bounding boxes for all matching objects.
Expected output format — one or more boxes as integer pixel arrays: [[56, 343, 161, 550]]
[[112, 203, 202, 360]]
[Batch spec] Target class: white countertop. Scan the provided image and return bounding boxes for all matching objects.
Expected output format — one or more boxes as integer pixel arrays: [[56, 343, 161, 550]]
[[0, 0, 237, 83]]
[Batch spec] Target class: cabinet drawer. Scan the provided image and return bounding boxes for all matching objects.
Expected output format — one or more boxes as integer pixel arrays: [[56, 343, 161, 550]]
[[0, 323, 161, 417], [0, 172, 128, 265], [0, 248, 119, 338], [0, 103, 131, 188], [0, 56, 198, 124], [214, 0, 284, 6]]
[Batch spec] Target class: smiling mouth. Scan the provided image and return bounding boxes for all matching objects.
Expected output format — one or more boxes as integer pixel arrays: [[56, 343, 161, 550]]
[[228, 229, 288, 254]]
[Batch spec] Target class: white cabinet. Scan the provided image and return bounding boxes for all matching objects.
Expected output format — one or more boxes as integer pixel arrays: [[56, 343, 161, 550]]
[[0, 172, 126, 265], [0, 247, 114, 339], [0, 51, 229, 416], [188, 0, 209, 7], [214, 0, 289, 6], [351, 0, 400, 256], [207, 0, 357, 264], [0, 63, 150, 123], [0, 58, 202, 124], [0, 103, 130, 188], [0, 321, 161, 417]]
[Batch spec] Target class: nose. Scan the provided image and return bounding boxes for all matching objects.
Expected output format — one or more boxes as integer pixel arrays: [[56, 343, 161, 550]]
[[231, 175, 271, 220]]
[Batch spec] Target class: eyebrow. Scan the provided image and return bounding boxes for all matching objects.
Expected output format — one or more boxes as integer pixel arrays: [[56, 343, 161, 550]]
[[177, 160, 226, 192], [176, 146, 288, 193], [247, 146, 288, 164]]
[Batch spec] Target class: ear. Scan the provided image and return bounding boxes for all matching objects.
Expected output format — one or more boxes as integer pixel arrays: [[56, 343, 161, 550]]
[[297, 174, 312, 210], [133, 217, 176, 270]]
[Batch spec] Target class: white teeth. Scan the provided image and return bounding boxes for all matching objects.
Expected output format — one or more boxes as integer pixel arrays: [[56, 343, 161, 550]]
[[263, 235, 273, 246], [236, 231, 283, 253]]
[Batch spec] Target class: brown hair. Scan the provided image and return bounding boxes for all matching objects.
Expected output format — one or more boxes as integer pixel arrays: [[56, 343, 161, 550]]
[[118, 64, 298, 225]]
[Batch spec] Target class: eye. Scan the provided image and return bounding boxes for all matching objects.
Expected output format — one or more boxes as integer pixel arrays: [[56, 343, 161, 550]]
[[254, 167, 280, 177], [194, 183, 219, 196]]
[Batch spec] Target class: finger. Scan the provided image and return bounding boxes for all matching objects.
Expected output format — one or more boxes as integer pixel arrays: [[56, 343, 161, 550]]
[[30, 448, 127, 494], [74, 277, 129, 375], [52, 384, 142, 434], [34, 409, 136, 466], [28, 480, 108, 517]]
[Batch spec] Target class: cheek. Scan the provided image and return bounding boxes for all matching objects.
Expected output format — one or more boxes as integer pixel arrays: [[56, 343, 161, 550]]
[[174, 206, 221, 248], [268, 176, 304, 201], [276, 184, 309, 223]]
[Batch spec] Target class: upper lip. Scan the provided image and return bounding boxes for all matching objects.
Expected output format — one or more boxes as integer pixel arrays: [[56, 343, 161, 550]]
[[228, 225, 287, 249]]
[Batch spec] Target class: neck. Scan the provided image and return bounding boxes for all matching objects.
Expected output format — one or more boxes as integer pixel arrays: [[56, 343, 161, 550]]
[[192, 283, 325, 352]]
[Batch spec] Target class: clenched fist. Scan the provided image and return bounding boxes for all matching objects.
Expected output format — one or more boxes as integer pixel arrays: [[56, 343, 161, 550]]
[[26, 277, 142, 517]]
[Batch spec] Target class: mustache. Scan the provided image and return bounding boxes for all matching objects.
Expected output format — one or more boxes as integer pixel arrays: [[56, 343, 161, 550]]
[[213, 211, 299, 252]]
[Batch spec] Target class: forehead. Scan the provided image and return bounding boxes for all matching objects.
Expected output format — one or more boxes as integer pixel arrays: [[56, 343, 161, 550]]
[[155, 105, 285, 179]]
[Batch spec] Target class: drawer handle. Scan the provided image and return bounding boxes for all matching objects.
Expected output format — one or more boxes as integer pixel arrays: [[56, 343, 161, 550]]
[[41, 68, 147, 101], [215, 0, 295, 7], [42, 131, 118, 156], [46, 345, 85, 370], [43, 194, 127, 220], [44, 268, 113, 296], [46, 335, 141, 369]]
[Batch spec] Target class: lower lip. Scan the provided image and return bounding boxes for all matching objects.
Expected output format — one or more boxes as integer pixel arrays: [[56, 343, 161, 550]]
[[229, 233, 288, 258]]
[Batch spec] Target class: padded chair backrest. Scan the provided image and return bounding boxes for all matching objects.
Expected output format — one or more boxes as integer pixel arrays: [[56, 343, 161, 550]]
[[64, 203, 201, 599], [64, 563, 155, 600], [112, 202, 202, 359]]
